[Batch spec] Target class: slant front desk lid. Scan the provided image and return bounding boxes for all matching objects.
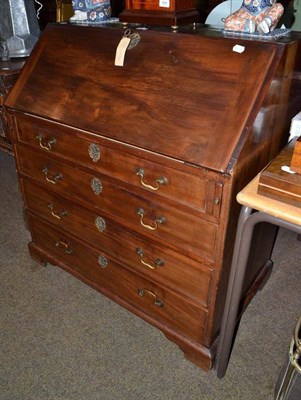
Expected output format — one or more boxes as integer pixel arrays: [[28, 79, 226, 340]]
[[6, 24, 282, 173]]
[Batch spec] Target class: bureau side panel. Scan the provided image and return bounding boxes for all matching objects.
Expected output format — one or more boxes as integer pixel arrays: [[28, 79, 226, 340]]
[[210, 40, 301, 346]]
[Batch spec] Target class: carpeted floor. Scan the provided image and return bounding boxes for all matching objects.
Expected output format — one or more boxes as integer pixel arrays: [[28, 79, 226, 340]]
[[0, 151, 300, 400]]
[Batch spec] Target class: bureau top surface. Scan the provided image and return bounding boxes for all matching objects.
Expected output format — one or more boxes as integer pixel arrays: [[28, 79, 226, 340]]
[[6, 24, 286, 172]]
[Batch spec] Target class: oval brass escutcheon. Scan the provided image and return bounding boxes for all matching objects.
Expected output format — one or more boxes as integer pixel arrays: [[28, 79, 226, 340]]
[[98, 255, 108, 268], [95, 216, 106, 232], [123, 29, 141, 50], [88, 143, 101, 162], [128, 32, 141, 50], [91, 177, 103, 195]]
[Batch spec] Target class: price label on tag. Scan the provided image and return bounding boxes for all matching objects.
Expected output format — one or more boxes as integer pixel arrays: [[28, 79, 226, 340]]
[[232, 44, 245, 53], [115, 37, 131, 67], [159, 0, 170, 7]]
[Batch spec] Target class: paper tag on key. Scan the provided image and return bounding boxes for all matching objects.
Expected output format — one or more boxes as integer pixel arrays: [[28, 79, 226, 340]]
[[115, 36, 131, 67]]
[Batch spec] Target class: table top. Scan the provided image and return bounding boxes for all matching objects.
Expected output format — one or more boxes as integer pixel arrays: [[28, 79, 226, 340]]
[[237, 174, 301, 226]]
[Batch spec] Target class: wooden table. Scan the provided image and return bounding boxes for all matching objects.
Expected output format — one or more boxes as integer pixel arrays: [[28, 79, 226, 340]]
[[0, 59, 26, 154], [216, 170, 301, 378]]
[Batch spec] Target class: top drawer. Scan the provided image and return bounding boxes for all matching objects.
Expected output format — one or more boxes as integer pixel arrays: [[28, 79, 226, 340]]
[[14, 115, 223, 219]]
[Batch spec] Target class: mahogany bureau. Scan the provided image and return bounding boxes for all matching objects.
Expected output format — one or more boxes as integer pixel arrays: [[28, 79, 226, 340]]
[[5, 24, 301, 372]]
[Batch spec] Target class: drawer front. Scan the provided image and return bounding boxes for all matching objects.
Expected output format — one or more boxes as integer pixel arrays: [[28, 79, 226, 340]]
[[22, 179, 214, 306], [29, 214, 208, 343], [16, 145, 218, 260], [15, 115, 222, 217]]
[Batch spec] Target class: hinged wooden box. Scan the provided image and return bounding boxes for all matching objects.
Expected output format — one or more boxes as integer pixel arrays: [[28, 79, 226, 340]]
[[119, 0, 199, 28], [258, 138, 301, 208]]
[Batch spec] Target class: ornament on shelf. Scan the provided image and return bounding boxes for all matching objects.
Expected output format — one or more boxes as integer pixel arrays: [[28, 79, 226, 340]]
[[224, 0, 284, 35], [0, 0, 40, 58], [70, 0, 112, 23]]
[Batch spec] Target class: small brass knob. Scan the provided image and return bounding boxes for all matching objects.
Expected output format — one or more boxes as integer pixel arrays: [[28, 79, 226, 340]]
[[98, 255, 108, 268]]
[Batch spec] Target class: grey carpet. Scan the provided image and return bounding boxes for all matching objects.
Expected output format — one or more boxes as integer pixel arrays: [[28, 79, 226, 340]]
[[0, 151, 300, 400]]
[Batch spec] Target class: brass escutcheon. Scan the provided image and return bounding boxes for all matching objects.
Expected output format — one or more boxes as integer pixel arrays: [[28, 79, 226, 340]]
[[88, 143, 101, 162], [95, 216, 106, 232], [123, 29, 140, 50], [91, 177, 103, 195], [98, 255, 108, 268]]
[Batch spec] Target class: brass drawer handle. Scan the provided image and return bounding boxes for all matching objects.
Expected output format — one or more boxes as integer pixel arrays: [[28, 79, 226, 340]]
[[48, 203, 68, 219], [36, 134, 56, 151], [136, 168, 168, 191], [136, 208, 167, 231], [42, 167, 62, 184], [55, 240, 74, 255], [137, 288, 164, 307], [136, 247, 164, 270]]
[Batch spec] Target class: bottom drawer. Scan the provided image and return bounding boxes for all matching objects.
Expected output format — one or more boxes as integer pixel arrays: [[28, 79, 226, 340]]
[[28, 214, 208, 344]]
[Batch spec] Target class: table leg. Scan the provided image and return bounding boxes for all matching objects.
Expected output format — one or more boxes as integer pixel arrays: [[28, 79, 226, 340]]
[[216, 209, 301, 378]]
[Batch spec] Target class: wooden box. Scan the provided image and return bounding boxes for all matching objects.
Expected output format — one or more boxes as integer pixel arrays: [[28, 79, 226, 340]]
[[258, 139, 301, 208], [5, 24, 301, 372], [119, 0, 199, 28]]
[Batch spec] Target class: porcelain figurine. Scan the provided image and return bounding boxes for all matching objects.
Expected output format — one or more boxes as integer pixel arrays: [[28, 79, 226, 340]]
[[70, 0, 111, 22], [224, 0, 284, 35]]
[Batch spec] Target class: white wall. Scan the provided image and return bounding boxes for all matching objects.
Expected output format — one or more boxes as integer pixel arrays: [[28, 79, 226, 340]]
[[292, 0, 301, 30]]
